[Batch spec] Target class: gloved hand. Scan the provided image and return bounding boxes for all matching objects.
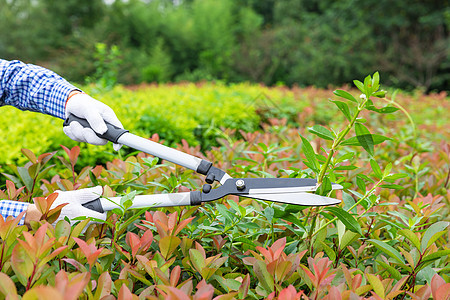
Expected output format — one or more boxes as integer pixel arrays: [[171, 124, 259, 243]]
[[63, 92, 123, 151], [51, 186, 107, 226]]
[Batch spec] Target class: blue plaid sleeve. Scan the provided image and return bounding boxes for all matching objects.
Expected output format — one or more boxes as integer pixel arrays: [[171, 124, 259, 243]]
[[0, 200, 29, 225], [0, 59, 78, 119]]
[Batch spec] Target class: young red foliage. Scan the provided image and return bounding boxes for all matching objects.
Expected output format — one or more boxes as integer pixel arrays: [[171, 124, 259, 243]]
[[73, 237, 104, 271]]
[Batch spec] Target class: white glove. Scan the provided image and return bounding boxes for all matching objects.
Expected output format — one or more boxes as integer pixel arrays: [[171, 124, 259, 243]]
[[51, 186, 107, 226], [64, 92, 123, 151]]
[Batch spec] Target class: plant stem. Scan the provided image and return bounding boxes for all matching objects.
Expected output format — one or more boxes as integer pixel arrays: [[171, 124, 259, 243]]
[[317, 98, 368, 185]]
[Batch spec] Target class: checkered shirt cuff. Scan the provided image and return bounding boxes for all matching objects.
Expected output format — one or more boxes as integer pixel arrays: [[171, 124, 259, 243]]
[[46, 79, 78, 119], [0, 200, 29, 225]]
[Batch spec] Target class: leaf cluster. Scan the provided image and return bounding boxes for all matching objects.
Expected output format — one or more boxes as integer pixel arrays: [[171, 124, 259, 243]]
[[0, 74, 449, 298]]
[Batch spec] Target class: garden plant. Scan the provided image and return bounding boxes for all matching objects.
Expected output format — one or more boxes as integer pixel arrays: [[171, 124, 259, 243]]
[[0, 73, 448, 299]]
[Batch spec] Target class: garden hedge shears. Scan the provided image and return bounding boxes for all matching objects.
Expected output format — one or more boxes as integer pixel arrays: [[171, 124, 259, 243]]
[[64, 115, 343, 213]]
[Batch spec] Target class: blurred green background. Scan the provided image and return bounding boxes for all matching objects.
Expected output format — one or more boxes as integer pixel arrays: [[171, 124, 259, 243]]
[[1, 0, 449, 92]]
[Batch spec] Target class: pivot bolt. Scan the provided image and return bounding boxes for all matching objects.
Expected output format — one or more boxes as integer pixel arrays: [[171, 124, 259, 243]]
[[235, 179, 246, 190], [202, 184, 212, 193]]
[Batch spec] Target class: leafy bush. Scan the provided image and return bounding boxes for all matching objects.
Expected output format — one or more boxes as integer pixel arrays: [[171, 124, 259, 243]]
[[0, 82, 270, 169], [0, 74, 448, 298]]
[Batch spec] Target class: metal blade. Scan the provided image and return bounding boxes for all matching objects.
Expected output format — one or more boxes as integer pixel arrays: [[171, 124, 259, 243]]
[[248, 183, 343, 194], [243, 192, 341, 206]]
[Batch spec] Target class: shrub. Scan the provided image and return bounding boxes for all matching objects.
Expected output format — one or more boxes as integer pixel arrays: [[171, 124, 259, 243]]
[[0, 74, 448, 298]]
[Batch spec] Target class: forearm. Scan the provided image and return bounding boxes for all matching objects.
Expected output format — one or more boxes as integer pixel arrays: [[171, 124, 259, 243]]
[[0, 59, 78, 119]]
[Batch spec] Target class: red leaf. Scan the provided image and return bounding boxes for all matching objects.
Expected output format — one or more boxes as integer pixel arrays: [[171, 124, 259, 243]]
[[256, 246, 273, 262], [126, 232, 141, 258], [270, 238, 286, 257], [69, 146, 80, 166], [194, 280, 214, 300], [278, 285, 302, 300], [55, 270, 90, 300], [170, 265, 181, 287], [238, 274, 250, 299], [431, 274, 446, 300], [21, 148, 37, 164], [174, 217, 195, 236], [118, 284, 136, 300], [6, 180, 16, 200], [157, 286, 190, 300], [352, 274, 362, 291], [327, 286, 342, 300], [140, 230, 154, 252], [60, 145, 70, 157]]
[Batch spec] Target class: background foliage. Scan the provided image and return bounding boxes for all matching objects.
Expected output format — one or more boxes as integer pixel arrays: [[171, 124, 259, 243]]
[[0, 75, 449, 298], [0, 0, 449, 91], [1, 1, 449, 298]]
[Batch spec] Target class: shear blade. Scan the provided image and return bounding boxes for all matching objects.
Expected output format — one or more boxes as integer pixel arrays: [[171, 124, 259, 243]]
[[248, 183, 343, 194], [244, 192, 341, 206]]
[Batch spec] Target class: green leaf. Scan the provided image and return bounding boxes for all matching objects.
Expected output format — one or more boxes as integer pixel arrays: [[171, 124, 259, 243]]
[[216, 203, 235, 225], [420, 221, 449, 252], [383, 163, 393, 178], [356, 175, 366, 192], [398, 229, 421, 250], [17, 166, 33, 191], [380, 184, 404, 190], [353, 80, 365, 94], [159, 236, 181, 259], [370, 159, 383, 180], [372, 72, 380, 91], [308, 125, 335, 140], [368, 239, 405, 265], [366, 273, 385, 299], [342, 192, 357, 214], [331, 100, 352, 121], [119, 191, 137, 208], [333, 90, 357, 103], [376, 260, 402, 280], [112, 208, 124, 216], [372, 90, 387, 98], [189, 249, 205, 272], [320, 241, 336, 261], [300, 135, 319, 173], [341, 134, 390, 146], [264, 206, 274, 223], [366, 105, 399, 114], [234, 237, 256, 247], [238, 223, 261, 230], [334, 165, 358, 171], [11, 245, 34, 286], [316, 176, 332, 196], [340, 230, 360, 249], [383, 173, 408, 181], [281, 214, 307, 230], [420, 249, 450, 265], [227, 199, 241, 215], [253, 260, 274, 293], [355, 123, 374, 156], [324, 207, 362, 235], [363, 75, 372, 95]]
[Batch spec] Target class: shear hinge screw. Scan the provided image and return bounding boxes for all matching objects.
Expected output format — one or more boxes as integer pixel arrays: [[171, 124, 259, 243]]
[[202, 184, 212, 193], [236, 179, 246, 190]]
